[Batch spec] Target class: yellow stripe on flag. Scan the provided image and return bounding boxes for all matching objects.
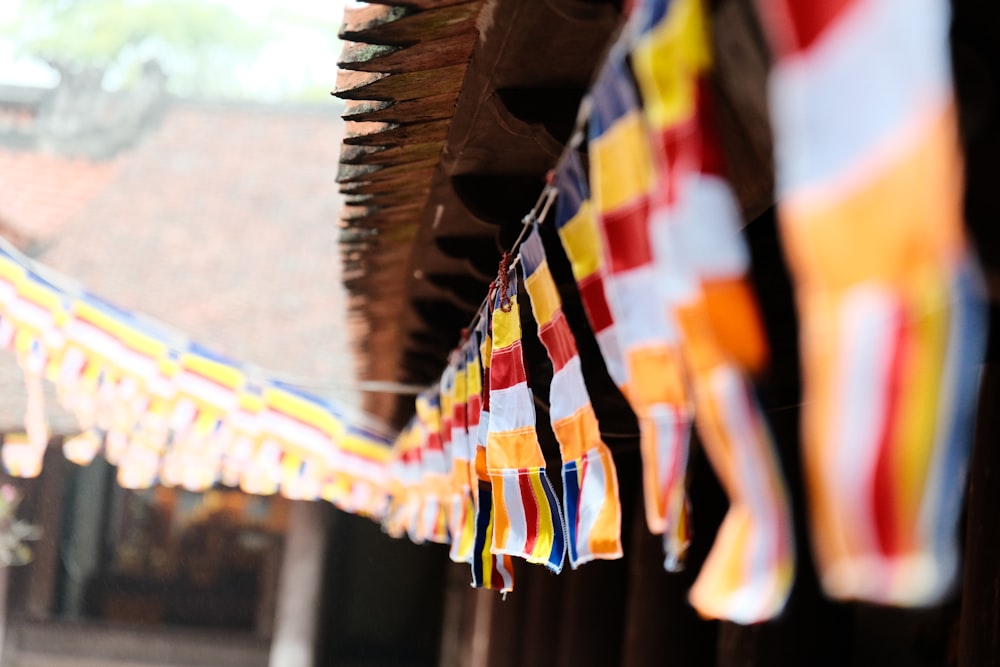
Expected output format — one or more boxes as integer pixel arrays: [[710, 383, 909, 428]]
[[523, 263, 560, 327]]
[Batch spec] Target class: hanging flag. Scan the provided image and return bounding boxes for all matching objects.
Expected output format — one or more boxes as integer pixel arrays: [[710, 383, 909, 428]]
[[627, 0, 796, 622], [471, 308, 515, 592], [0, 240, 393, 506], [486, 266, 566, 573], [448, 342, 477, 564], [519, 227, 623, 568], [589, 54, 692, 568], [553, 152, 627, 388], [327, 425, 392, 519], [416, 388, 450, 544], [383, 415, 421, 539], [756, 0, 986, 606]]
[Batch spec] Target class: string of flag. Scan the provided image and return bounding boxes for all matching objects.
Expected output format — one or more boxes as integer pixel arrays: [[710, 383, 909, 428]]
[[0, 0, 985, 626], [0, 238, 394, 518], [376, 0, 985, 625]]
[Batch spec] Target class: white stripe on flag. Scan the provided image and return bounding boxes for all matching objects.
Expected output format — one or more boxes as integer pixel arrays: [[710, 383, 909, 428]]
[[495, 470, 529, 555], [770, 0, 952, 197], [549, 357, 590, 423], [488, 384, 536, 433]]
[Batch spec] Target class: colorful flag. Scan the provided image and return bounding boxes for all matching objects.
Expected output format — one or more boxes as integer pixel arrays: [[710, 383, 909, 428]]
[[553, 152, 627, 388], [384, 415, 421, 539], [589, 54, 692, 568], [519, 227, 623, 568], [471, 308, 515, 592], [627, 0, 796, 622], [416, 388, 450, 544], [756, 0, 986, 606], [486, 268, 566, 573], [448, 343, 477, 563]]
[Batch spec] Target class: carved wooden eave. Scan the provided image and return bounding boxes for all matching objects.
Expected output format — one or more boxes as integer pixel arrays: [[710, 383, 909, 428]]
[[335, 0, 777, 428]]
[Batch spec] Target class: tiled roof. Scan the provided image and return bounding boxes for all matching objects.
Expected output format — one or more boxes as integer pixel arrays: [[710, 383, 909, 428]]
[[0, 150, 121, 244], [0, 100, 357, 432]]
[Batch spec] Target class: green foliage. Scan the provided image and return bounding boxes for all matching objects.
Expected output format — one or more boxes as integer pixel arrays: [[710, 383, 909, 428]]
[[1, 0, 341, 100]]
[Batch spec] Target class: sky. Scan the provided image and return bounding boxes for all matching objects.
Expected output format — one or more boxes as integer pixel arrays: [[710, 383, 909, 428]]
[[0, 0, 351, 100]]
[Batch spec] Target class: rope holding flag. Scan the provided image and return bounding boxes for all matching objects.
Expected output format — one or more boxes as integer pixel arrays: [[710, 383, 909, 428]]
[[520, 227, 623, 568], [588, 53, 693, 569], [628, 0, 796, 623], [756, 0, 987, 606]]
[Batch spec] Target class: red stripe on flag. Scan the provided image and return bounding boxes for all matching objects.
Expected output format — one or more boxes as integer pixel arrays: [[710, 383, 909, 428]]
[[468, 394, 482, 417], [762, 0, 857, 55], [490, 343, 528, 391], [603, 198, 652, 273], [538, 311, 578, 372], [578, 274, 614, 333], [872, 306, 907, 558], [519, 471, 539, 555], [696, 80, 726, 178]]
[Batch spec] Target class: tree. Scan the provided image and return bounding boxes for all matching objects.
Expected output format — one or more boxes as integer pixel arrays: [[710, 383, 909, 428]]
[[1, 0, 342, 101]]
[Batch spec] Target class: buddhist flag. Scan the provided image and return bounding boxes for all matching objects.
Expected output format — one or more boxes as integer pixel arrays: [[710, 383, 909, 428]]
[[627, 0, 796, 622], [448, 343, 477, 564], [416, 388, 449, 544], [384, 415, 421, 539], [486, 268, 566, 573], [520, 227, 623, 568], [589, 54, 692, 568], [553, 152, 627, 388], [756, 0, 986, 606], [471, 309, 515, 592]]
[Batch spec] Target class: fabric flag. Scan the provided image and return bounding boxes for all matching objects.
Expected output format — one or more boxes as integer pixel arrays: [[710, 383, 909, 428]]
[[0, 242, 393, 508], [222, 382, 264, 487], [383, 415, 419, 539], [553, 152, 627, 388], [519, 227, 623, 568], [756, 0, 986, 606], [448, 343, 477, 563], [628, 0, 796, 622], [486, 267, 566, 573], [471, 309, 515, 592], [416, 388, 450, 544], [589, 54, 693, 568], [326, 425, 392, 519]]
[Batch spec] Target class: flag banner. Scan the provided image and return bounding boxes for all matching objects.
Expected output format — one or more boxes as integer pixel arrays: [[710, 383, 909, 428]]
[[328, 425, 393, 519], [1, 432, 44, 478], [415, 388, 450, 544], [473, 480, 516, 592], [627, 0, 796, 622], [520, 228, 623, 568], [471, 305, 515, 591], [589, 54, 693, 568], [0, 243, 394, 504], [448, 342, 477, 564], [756, 0, 986, 606], [486, 268, 566, 573], [553, 152, 627, 388], [384, 415, 421, 540]]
